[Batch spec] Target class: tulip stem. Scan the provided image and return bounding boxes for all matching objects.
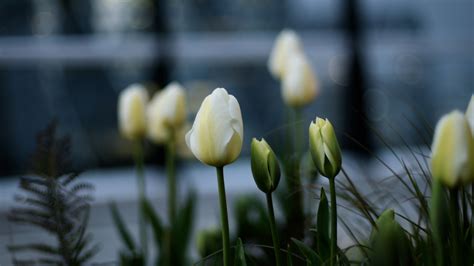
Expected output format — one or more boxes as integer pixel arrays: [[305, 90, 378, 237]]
[[266, 193, 282, 266], [449, 189, 460, 266], [166, 135, 177, 225], [329, 176, 337, 266], [216, 166, 230, 266], [430, 179, 445, 266], [134, 139, 147, 260]]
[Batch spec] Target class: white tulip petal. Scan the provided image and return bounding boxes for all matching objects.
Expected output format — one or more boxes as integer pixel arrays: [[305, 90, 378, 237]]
[[118, 84, 148, 140], [268, 29, 303, 79], [282, 52, 318, 107], [431, 111, 474, 186], [146, 82, 187, 143], [466, 95, 474, 135], [186, 88, 243, 166]]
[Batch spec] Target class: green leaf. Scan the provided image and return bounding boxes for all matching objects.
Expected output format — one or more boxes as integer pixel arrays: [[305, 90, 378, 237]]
[[317, 187, 330, 263], [119, 250, 145, 266], [8, 243, 58, 255], [291, 238, 322, 266], [287, 244, 294, 266], [174, 191, 196, 247], [170, 191, 196, 265], [141, 198, 163, 248], [109, 202, 135, 251], [234, 238, 247, 266]]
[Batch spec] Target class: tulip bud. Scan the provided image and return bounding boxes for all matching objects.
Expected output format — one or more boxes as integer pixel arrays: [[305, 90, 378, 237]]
[[431, 110, 474, 187], [369, 209, 413, 266], [466, 95, 474, 135], [281, 52, 318, 107], [147, 82, 187, 144], [268, 29, 303, 79], [251, 138, 281, 193], [309, 117, 342, 178], [118, 84, 148, 140], [185, 88, 244, 167]]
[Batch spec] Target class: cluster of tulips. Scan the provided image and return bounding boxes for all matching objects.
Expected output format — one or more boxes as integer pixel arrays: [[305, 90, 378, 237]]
[[116, 29, 474, 265]]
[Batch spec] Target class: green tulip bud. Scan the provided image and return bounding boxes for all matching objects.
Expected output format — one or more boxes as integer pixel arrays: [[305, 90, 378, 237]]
[[309, 117, 342, 178], [251, 138, 281, 193], [369, 209, 414, 266]]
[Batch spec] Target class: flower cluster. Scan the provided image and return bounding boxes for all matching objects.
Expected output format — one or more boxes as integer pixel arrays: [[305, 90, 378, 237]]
[[112, 29, 474, 266]]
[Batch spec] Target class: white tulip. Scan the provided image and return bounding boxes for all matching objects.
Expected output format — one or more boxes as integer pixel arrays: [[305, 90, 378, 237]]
[[118, 84, 148, 140], [147, 82, 187, 143], [185, 88, 244, 167], [282, 52, 319, 107], [431, 110, 474, 187], [268, 29, 303, 79], [466, 95, 474, 135]]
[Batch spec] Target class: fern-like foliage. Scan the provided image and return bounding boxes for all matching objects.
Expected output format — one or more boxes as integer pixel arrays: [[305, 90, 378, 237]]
[[8, 121, 98, 265]]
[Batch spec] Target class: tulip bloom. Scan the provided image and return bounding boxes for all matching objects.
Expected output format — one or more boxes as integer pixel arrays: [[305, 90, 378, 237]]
[[309, 117, 342, 179], [147, 82, 187, 144], [185, 87, 243, 266], [268, 29, 303, 79], [117, 83, 149, 257], [282, 52, 318, 107], [118, 84, 148, 140], [185, 88, 244, 167], [431, 110, 474, 187], [466, 95, 474, 135]]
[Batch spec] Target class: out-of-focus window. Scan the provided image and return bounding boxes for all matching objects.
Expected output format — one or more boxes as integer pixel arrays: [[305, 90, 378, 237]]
[[0, 0, 472, 175]]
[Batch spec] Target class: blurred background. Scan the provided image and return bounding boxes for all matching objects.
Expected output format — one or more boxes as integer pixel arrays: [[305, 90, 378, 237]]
[[0, 0, 473, 175], [0, 0, 473, 264]]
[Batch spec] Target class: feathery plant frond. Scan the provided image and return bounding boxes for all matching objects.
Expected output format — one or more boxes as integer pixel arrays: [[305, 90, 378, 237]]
[[8, 121, 98, 265]]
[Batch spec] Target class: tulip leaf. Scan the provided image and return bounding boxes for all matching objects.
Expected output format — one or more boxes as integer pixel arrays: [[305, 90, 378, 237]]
[[174, 191, 196, 247], [234, 238, 247, 266], [317, 187, 330, 263], [109, 202, 135, 252], [119, 250, 144, 266], [287, 244, 294, 266], [291, 238, 322, 266], [141, 198, 163, 248], [168, 191, 196, 265]]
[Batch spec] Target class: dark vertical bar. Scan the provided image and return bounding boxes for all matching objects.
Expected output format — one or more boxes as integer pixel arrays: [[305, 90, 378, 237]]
[[151, 0, 172, 88], [342, 0, 371, 152], [59, 0, 91, 34]]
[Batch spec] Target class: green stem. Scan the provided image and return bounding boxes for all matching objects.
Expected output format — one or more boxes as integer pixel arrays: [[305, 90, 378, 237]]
[[449, 189, 460, 266], [284, 107, 305, 239], [329, 177, 337, 266], [134, 140, 147, 259], [266, 193, 282, 266], [166, 134, 177, 225], [430, 179, 445, 266], [293, 107, 303, 159], [470, 184, 474, 265], [216, 166, 230, 266]]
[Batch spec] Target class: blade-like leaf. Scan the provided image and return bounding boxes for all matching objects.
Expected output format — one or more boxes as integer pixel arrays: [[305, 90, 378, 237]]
[[317, 187, 330, 263], [287, 244, 294, 266], [141, 198, 163, 248], [110, 202, 135, 251], [234, 238, 247, 266], [8, 243, 58, 255], [291, 238, 322, 266], [175, 191, 196, 247]]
